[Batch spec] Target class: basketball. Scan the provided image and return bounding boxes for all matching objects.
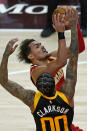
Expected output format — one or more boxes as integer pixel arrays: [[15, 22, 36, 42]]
[[52, 6, 77, 29]]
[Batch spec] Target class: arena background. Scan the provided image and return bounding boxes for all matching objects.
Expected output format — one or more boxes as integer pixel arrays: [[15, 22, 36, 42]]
[[0, 0, 80, 29], [0, 0, 87, 131]]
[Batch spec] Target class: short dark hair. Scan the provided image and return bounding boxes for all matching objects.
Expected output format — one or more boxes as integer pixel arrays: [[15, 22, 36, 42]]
[[17, 39, 35, 64], [36, 73, 55, 97]]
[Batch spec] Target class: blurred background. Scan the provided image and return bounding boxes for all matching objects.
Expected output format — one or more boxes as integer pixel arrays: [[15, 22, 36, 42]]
[[0, 0, 81, 29]]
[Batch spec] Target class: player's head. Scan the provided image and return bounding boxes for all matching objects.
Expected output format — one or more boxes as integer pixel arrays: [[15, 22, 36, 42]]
[[36, 73, 55, 97], [17, 39, 48, 64]]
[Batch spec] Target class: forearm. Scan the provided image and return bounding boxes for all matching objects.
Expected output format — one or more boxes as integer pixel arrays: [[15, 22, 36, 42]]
[[0, 51, 35, 107], [0, 52, 9, 85], [70, 25, 78, 54], [56, 37, 67, 67], [65, 27, 78, 98], [66, 27, 78, 79], [0, 50, 23, 98], [60, 26, 78, 99]]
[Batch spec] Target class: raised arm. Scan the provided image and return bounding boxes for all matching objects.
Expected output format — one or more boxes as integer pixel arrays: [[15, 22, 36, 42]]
[[60, 9, 78, 103], [48, 47, 70, 58], [31, 14, 67, 84], [0, 39, 35, 108]]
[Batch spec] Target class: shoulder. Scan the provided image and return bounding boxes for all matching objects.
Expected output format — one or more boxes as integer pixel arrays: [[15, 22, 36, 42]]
[[56, 91, 69, 105], [32, 92, 42, 112]]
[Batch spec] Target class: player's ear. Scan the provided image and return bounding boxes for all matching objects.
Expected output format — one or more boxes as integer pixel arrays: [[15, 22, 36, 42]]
[[28, 54, 34, 60]]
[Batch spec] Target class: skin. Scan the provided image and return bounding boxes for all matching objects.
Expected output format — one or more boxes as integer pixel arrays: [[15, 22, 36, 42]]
[[60, 8, 78, 106]]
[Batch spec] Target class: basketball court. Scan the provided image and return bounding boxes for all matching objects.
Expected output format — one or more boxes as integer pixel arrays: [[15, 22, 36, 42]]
[[0, 29, 87, 131], [0, 0, 87, 131]]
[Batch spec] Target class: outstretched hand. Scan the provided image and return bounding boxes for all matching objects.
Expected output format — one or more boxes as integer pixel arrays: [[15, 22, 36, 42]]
[[5, 38, 18, 56], [52, 13, 66, 32]]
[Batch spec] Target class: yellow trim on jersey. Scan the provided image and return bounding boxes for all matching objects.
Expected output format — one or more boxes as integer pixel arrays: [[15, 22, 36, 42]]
[[34, 92, 42, 111], [41, 91, 69, 105], [41, 92, 58, 100], [56, 91, 69, 105], [48, 56, 56, 63], [34, 91, 69, 111], [49, 56, 56, 60]]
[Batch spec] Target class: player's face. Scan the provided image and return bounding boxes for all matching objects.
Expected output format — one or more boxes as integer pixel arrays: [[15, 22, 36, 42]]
[[28, 41, 48, 60]]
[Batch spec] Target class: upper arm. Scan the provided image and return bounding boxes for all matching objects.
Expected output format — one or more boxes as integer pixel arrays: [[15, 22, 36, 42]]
[[31, 60, 65, 85], [59, 56, 77, 104], [4, 80, 35, 107], [60, 80, 75, 107], [49, 47, 70, 59], [49, 50, 57, 57]]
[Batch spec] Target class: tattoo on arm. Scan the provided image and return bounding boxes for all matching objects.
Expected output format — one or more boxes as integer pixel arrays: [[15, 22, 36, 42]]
[[4, 80, 35, 107], [0, 51, 35, 107], [60, 26, 78, 100]]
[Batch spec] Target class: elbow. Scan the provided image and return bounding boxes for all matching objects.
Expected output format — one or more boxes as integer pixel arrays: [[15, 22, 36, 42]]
[[56, 58, 67, 68], [0, 78, 3, 85], [61, 59, 67, 67], [0, 78, 8, 87]]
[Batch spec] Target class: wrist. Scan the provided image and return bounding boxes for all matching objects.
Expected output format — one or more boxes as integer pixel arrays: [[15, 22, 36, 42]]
[[71, 25, 77, 33], [3, 52, 9, 58], [58, 32, 65, 40], [71, 23, 77, 30]]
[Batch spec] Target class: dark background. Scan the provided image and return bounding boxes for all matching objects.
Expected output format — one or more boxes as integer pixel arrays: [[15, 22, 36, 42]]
[[0, 0, 80, 29]]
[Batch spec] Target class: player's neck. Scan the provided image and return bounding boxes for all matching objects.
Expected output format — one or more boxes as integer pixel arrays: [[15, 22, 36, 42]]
[[32, 59, 48, 66], [51, 90, 56, 97], [46, 90, 56, 97]]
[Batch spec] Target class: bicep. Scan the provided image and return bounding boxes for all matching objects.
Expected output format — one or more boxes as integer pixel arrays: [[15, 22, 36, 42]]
[[6, 80, 35, 107], [59, 80, 75, 107], [49, 50, 57, 57], [50, 48, 70, 59], [60, 79, 76, 101], [31, 60, 63, 84]]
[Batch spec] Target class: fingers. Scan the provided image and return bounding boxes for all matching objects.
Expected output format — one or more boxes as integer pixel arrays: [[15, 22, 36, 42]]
[[53, 14, 58, 24], [52, 24, 56, 30], [53, 13, 66, 24], [61, 14, 65, 23], [5, 38, 19, 56], [53, 13, 66, 32], [12, 44, 18, 52], [8, 38, 18, 46]]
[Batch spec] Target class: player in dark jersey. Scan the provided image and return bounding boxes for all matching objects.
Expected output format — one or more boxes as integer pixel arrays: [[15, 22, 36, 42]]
[[0, 8, 81, 131], [33, 72, 74, 131]]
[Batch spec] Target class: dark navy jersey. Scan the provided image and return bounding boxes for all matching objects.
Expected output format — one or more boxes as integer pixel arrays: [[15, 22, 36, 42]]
[[32, 91, 74, 131]]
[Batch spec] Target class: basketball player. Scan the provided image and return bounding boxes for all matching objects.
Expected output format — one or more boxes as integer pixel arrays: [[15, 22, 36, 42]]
[[17, 8, 85, 90], [0, 11, 79, 129], [18, 13, 68, 86]]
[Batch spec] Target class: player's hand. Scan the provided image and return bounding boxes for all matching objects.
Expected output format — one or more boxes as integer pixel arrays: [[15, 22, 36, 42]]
[[52, 13, 66, 32], [4, 38, 18, 56], [66, 8, 78, 29]]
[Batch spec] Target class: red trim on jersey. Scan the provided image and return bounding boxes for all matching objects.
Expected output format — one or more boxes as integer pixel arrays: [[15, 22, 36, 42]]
[[55, 76, 65, 91], [66, 23, 85, 54], [71, 124, 83, 131], [30, 65, 37, 74], [77, 23, 85, 54]]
